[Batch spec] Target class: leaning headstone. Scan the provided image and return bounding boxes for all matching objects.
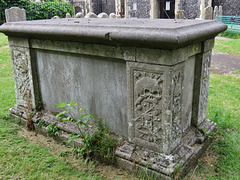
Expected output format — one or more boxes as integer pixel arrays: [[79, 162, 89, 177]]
[[176, 10, 184, 19], [98, 12, 109, 18], [66, 13, 71, 18], [75, 12, 84, 18], [204, 6, 213, 20], [52, 16, 60, 19], [85, 12, 98, 18], [5, 7, 26, 22], [109, 13, 117, 18]]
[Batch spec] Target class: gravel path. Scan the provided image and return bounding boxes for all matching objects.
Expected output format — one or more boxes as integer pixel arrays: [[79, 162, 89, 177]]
[[211, 53, 240, 74], [210, 37, 240, 75]]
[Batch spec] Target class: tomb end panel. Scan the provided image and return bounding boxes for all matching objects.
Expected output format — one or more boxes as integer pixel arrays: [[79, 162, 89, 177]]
[[127, 62, 185, 154], [9, 45, 37, 109]]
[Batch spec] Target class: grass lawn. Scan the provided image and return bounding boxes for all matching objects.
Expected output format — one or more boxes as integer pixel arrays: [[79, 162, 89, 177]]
[[0, 33, 15, 117], [0, 118, 104, 179], [0, 33, 240, 179], [190, 75, 240, 179], [213, 39, 240, 55]]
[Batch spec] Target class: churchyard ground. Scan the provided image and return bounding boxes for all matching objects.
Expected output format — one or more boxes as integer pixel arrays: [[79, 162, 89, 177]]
[[0, 33, 240, 179]]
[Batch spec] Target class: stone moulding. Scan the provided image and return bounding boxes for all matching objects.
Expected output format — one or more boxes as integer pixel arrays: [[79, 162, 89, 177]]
[[0, 18, 226, 49], [0, 18, 226, 179]]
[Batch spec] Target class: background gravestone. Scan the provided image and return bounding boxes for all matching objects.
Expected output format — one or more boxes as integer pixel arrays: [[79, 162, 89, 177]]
[[204, 6, 213, 20], [176, 10, 184, 19], [213, 6, 218, 19], [5, 7, 26, 23]]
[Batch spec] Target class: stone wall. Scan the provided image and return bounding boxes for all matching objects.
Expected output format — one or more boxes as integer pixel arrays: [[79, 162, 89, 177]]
[[179, 0, 201, 19], [74, 2, 88, 14], [102, 0, 116, 14], [72, 0, 239, 18], [91, 0, 101, 14], [213, 0, 240, 16], [73, 0, 115, 16], [128, 0, 151, 18], [72, 0, 90, 15]]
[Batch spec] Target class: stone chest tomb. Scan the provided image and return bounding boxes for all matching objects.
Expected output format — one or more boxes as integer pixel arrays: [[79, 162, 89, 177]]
[[0, 18, 226, 179]]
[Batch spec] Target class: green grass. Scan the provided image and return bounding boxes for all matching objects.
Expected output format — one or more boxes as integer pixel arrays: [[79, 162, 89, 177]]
[[0, 33, 240, 179], [213, 39, 240, 55], [192, 75, 240, 179], [0, 33, 15, 117], [0, 118, 103, 179], [232, 70, 240, 74], [218, 31, 240, 39]]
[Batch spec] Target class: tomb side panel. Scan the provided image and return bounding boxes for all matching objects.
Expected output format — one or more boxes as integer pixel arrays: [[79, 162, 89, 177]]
[[35, 49, 128, 137]]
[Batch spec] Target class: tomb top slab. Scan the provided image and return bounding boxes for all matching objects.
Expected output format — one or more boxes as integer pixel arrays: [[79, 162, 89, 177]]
[[0, 18, 226, 50]]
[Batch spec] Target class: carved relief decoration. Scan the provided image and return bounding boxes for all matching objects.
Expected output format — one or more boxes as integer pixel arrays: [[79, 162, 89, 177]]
[[171, 68, 183, 149], [133, 70, 164, 146], [199, 56, 211, 123], [10, 46, 32, 107]]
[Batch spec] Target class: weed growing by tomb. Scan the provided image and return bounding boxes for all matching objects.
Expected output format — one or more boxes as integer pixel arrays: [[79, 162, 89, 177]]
[[56, 100, 117, 163], [47, 122, 60, 136], [37, 120, 49, 128]]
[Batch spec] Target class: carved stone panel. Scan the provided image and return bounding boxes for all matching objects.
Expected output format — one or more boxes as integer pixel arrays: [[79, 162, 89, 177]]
[[170, 65, 184, 152], [198, 52, 211, 125], [182, 57, 195, 133], [127, 62, 170, 153], [133, 70, 164, 145], [128, 62, 185, 154], [10, 46, 34, 108]]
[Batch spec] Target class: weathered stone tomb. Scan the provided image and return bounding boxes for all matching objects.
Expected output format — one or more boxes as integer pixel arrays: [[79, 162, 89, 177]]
[[0, 18, 226, 178]]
